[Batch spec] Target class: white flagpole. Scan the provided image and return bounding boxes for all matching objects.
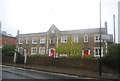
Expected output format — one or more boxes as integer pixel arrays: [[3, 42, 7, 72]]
[[13, 49, 16, 63], [24, 49, 27, 64]]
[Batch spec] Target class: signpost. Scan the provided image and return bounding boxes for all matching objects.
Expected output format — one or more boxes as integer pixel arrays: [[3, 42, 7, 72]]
[[101, 35, 110, 40]]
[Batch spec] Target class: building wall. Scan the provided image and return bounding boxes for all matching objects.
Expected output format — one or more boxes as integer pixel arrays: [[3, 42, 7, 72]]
[[2, 35, 16, 46], [17, 31, 110, 57]]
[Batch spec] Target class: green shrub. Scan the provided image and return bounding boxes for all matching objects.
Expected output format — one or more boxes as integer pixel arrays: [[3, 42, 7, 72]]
[[29, 54, 48, 57], [102, 44, 120, 69], [2, 44, 15, 56], [16, 51, 24, 64], [88, 55, 94, 60], [81, 54, 94, 60], [69, 53, 82, 58]]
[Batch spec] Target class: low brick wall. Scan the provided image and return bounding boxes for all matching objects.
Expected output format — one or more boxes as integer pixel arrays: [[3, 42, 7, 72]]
[[3, 56, 112, 73], [26, 57, 99, 72], [2, 56, 14, 64]]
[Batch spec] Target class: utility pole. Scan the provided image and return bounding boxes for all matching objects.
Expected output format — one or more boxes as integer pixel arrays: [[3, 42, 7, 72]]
[[99, 0, 102, 76], [113, 14, 116, 43]]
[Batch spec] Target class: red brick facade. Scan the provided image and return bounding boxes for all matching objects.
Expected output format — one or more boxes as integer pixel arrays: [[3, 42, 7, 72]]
[[0, 34, 16, 48]]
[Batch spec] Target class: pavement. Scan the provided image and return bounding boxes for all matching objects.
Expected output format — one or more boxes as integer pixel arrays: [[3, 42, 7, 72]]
[[2, 63, 119, 80]]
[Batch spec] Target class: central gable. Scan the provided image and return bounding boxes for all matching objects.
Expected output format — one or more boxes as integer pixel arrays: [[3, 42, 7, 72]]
[[47, 24, 60, 34]]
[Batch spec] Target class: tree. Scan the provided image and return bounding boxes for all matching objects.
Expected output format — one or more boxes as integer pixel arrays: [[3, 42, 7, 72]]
[[56, 36, 82, 58], [2, 44, 15, 56]]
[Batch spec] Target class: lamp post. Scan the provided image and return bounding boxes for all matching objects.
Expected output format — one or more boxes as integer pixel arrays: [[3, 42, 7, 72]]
[[99, 0, 102, 76]]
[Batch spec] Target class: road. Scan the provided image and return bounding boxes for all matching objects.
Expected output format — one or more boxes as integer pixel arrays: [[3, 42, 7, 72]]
[[1, 65, 87, 79], [1, 65, 111, 81]]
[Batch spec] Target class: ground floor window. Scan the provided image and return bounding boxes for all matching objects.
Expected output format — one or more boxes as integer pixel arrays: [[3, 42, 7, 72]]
[[18, 47, 23, 54], [39, 47, 45, 54], [31, 47, 37, 54], [94, 47, 103, 57]]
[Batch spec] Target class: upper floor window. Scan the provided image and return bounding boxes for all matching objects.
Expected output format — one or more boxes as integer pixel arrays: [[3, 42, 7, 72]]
[[4, 40, 7, 45], [39, 47, 45, 54], [40, 37, 46, 44], [50, 36, 56, 44], [32, 37, 37, 44], [31, 47, 37, 54], [61, 36, 67, 43], [18, 38, 23, 44], [84, 35, 88, 42], [94, 35, 100, 42], [73, 36, 78, 43], [26, 38, 29, 44], [94, 47, 103, 57]]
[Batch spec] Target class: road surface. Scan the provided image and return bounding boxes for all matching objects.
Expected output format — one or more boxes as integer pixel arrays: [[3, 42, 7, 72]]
[[1, 65, 111, 81], [1, 65, 88, 79]]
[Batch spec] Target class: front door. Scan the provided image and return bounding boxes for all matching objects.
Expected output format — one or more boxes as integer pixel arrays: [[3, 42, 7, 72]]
[[84, 50, 88, 55], [49, 48, 55, 58], [51, 50, 55, 58]]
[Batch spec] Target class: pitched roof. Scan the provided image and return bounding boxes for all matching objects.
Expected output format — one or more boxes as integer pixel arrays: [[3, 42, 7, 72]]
[[17, 25, 107, 37], [60, 28, 106, 34], [48, 24, 59, 31]]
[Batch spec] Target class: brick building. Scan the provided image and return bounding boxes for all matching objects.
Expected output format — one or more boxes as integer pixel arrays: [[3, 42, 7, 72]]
[[16, 24, 113, 58], [0, 21, 16, 48], [0, 34, 16, 48]]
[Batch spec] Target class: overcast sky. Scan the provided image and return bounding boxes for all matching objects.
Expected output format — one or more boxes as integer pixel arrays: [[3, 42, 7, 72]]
[[0, 0, 119, 40]]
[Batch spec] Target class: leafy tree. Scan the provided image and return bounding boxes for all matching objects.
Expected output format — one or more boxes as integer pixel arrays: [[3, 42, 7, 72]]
[[2, 44, 15, 56], [56, 36, 82, 58], [102, 44, 120, 69]]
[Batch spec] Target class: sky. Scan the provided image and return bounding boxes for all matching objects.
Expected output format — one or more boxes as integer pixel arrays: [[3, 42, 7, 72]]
[[0, 0, 119, 42]]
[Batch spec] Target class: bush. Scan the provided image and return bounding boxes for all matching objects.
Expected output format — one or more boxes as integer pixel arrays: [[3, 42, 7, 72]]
[[82, 55, 94, 60], [2, 44, 15, 56], [102, 44, 120, 70], [69, 53, 82, 58], [29, 54, 48, 57], [16, 51, 24, 64]]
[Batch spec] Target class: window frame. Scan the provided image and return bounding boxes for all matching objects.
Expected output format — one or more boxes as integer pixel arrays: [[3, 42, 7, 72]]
[[40, 37, 46, 44], [39, 47, 45, 54], [4, 40, 7, 45], [18, 47, 23, 54], [50, 36, 56, 44], [18, 38, 23, 44], [73, 35, 78, 43], [61, 36, 67, 43], [26, 38, 29, 44], [84, 35, 88, 42], [32, 37, 37, 44], [31, 47, 37, 54], [94, 47, 103, 57]]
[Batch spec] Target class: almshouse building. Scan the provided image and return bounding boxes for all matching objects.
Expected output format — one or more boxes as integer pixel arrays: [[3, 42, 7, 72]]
[[16, 24, 113, 58]]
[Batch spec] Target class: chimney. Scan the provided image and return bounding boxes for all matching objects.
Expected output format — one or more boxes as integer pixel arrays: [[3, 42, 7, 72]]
[[104, 21, 107, 34], [17, 30, 19, 35]]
